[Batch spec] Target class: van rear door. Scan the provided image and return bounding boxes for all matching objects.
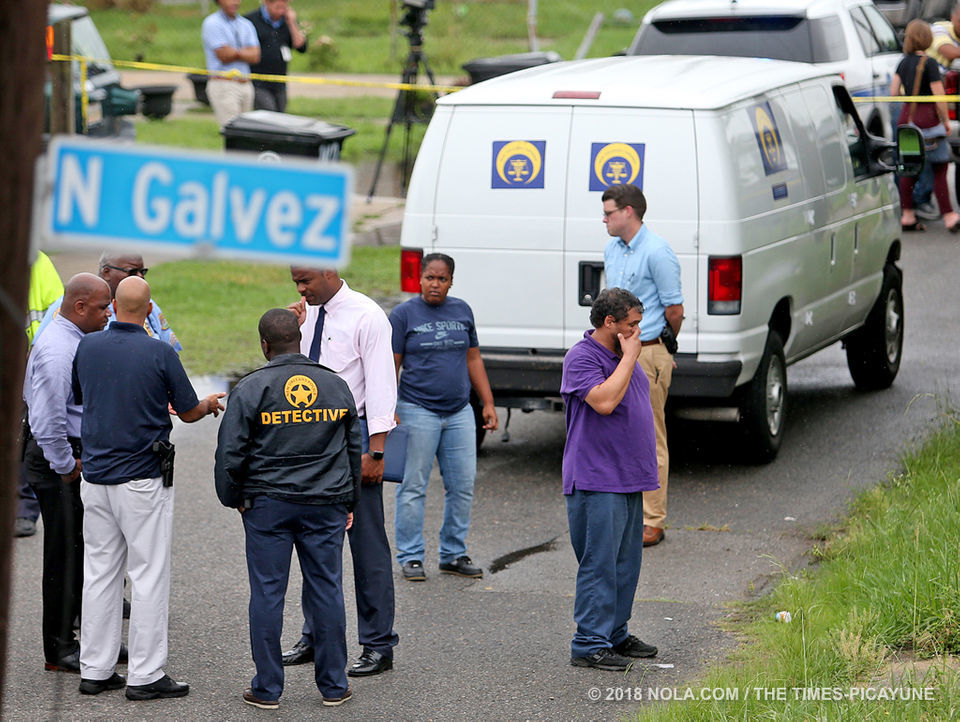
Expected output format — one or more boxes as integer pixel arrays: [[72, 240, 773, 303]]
[[563, 107, 700, 352], [430, 105, 572, 350]]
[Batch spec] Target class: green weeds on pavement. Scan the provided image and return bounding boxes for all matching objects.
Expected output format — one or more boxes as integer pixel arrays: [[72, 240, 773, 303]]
[[147, 247, 399, 376], [631, 413, 960, 720]]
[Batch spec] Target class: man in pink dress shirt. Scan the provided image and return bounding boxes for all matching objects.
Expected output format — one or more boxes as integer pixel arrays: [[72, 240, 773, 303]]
[[281, 268, 399, 678]]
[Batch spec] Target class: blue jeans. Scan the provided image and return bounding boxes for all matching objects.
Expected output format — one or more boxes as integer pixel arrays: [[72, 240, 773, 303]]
[[566, 489, 644, 658], [394, 400, 477, 566], [243, 496, 348, 700]]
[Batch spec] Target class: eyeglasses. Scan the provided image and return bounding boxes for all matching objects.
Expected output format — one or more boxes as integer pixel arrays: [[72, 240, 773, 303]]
[[602, 206, 626, 218], [104, 265, 149, 277]]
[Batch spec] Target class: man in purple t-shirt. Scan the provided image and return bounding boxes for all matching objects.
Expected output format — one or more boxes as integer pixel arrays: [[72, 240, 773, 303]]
[[561, 288, 660, 671]]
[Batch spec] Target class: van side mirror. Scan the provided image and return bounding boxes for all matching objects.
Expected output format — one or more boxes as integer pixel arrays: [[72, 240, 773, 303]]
[[895, 124, 925, 177]]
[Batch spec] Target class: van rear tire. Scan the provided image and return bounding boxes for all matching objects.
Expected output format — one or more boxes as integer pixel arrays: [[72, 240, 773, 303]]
[[739, 330, 786, 463], [845, 264, 904, 391]]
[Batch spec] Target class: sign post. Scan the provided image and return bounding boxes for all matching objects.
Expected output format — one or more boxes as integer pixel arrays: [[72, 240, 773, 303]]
[[44, 137, 354, 268]]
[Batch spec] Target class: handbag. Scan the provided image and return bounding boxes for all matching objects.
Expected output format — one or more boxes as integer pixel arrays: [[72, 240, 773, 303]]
[[922, 126, 951, 163]]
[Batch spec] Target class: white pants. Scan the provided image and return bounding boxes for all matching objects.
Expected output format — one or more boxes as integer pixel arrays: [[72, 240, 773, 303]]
[[207, 77, 254, 130], [79, 477, 174, 686]]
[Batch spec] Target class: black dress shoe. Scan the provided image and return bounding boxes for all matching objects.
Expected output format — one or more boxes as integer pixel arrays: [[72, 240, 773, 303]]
[[439, 555, 483, 578], [347, 649, 393, 677], [281, 639, 313, 666], [45, 647, 81, 673], [125, 674, 189, 700], [79, 672, 126, 695]]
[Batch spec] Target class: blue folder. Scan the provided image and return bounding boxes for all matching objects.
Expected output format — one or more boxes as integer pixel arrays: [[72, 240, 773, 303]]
[[360, 420, 409, 483]]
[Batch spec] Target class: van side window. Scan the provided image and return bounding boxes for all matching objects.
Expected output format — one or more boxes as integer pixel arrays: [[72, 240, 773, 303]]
[[831, 87, 871, 178]]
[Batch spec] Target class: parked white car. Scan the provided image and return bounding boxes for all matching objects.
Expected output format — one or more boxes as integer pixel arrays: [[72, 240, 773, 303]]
[[627, 0, 901, 137]]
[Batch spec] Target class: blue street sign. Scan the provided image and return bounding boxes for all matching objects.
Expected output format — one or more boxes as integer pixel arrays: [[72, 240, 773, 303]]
[[44, 137, 353, 267]]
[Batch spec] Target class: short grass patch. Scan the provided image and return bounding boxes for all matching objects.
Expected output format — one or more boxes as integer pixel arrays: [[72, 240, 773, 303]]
[[148, 246, 399, 376], [631, 416, 960, 720], [134, 96, 425, 163]]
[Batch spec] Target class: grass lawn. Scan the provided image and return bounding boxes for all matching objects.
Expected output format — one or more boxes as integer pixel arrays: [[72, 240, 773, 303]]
[[631, 415, 960, 721], [149, 246, 399, 376], [87, 0, 652, 76], [133, 96, 426, 161]]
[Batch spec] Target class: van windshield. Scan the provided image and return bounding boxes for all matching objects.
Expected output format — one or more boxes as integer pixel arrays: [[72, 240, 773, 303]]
[[629, 15, 849, 63], [70, 16, 115, 75]]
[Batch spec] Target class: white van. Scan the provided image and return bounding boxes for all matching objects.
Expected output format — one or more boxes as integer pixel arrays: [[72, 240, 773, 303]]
[[399, 55, 913, 461]]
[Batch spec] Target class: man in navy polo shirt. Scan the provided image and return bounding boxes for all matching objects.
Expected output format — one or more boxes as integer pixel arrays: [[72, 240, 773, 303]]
[[561, 287, 660, 671], [72, 276, 225, 700]]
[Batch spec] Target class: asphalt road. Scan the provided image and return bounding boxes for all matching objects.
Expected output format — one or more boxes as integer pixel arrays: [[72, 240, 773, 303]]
[[3, 226, 957, 720]]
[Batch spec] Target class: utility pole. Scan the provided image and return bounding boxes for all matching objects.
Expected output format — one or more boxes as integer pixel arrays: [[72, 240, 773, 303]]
[[0, 0, 47, 703], [49, 18, 74, 136], [527, 0, 539, 51]]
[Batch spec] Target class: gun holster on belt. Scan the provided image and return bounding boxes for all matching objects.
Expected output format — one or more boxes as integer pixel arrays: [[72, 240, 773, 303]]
[[152, 440, 176, 487], [660, 324, 679, 355]]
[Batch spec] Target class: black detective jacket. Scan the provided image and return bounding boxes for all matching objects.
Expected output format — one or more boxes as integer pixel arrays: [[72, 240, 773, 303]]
[[214, 353, 361, 510]]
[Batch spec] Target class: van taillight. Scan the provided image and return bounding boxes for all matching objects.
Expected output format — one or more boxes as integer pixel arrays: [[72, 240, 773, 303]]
[[708, 256, 741, 315], [400, 248, 423, 293]]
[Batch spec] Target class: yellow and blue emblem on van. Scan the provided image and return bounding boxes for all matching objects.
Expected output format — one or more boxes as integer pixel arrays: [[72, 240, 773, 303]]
[[589, 142, 645, 191], [750, 102, 787, 176], [491, 140, 546, 188]]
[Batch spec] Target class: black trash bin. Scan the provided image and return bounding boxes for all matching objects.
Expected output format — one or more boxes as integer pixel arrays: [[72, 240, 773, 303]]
[[462, 51, 562, 84], [137, 85, 178, 120], [222, 110, 356, 161], [187, 73, 209, 105]]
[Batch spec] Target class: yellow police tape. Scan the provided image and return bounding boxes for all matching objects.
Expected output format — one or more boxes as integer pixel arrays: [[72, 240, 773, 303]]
[[50, 54, 463, 94]]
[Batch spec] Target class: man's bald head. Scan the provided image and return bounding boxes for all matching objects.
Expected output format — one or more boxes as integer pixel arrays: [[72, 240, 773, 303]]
[[114, 276, 152, 322], [61, 273, 111, 333]]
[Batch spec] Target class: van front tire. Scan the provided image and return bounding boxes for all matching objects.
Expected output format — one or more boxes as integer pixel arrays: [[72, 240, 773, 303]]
[[845, 264, 904, 391], [739, 330, 786, 463]]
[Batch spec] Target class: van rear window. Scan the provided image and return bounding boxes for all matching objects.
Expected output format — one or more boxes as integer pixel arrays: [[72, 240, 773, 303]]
[[629, 15, 848, 63]]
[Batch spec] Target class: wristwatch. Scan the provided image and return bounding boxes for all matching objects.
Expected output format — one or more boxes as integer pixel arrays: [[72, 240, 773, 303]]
[[369, 450, 384, 461]]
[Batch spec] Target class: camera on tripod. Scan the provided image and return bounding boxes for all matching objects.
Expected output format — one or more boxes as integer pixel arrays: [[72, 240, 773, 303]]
[[400, 0, 434, 38]]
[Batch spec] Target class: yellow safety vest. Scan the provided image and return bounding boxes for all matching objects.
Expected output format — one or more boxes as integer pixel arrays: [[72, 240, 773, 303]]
[[26, 252, 64, 345]]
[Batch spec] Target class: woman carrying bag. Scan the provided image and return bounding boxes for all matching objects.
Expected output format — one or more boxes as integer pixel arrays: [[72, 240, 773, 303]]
[[891, 19, 959, 232]]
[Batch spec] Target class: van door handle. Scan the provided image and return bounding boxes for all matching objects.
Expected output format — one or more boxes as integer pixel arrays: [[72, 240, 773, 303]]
[[804, 209, 816, 226], [578, 261, 604, 306], [849, 192, 858, 207]]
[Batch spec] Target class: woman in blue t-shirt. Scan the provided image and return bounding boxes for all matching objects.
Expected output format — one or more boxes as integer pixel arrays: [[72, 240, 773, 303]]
[[389, 253, 498, 582]]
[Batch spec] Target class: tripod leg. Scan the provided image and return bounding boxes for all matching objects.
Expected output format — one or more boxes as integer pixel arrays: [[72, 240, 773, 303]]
[[366, 95, 403, 201]]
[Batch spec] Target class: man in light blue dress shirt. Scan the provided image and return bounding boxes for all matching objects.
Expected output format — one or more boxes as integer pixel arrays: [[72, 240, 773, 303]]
[[22, 273, 111, 673], [202, 0, 261, 128], [602, 184, 684, 549]]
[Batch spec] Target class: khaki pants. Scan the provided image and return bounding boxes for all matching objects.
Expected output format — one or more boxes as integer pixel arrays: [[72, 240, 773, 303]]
[[207, 77, 254, 130], [638, 341, 673, 528]]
